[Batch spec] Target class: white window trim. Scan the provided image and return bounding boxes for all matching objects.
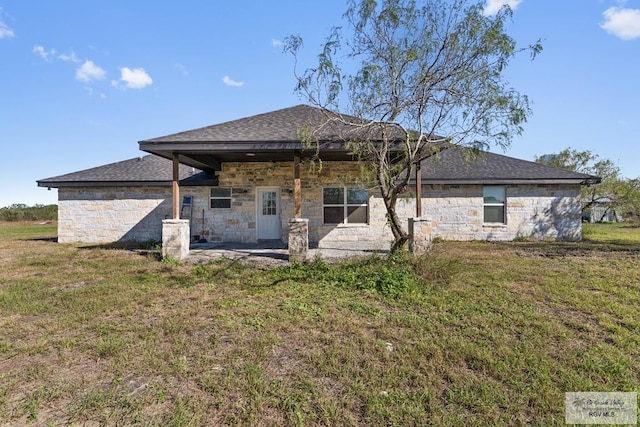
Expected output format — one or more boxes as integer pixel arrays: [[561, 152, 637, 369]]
[[483, 186, 506, 225], [210, 187, 232, 210], [322, 186, 368, 225]]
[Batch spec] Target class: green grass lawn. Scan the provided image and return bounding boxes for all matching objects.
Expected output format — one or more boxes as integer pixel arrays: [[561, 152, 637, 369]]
[[0, 221, 57, 241], [0, 222, 638, 426], [583, 221, 640, 242]]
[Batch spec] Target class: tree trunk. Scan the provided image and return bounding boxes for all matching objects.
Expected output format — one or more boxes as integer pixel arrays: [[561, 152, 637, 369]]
[[377, 170, 409, 250], [384, 194, 409, 251], [375, 136, 410, 251]]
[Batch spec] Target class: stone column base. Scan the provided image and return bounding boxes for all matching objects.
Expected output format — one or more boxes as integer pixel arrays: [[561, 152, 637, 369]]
[[409, 217, 433, 254], [288, 218, 309, 262], [162, 219, 190, 260]]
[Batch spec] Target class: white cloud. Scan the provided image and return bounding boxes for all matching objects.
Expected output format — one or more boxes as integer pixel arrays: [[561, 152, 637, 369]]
[[175, 63, 189, 76], [114, 67, 153, 89], [83, 87, 105, 99], [271, 38, 283, 48], [483, 0, 523, 16], [34, 45, 82, 63], [0, 21, 13, 39], [601, 6, 640, 40], [59, 51, 80, 63], [0, 8, 14, 39], [76, 60, 106, 82], [222, 75, 244, 87], [33, 45, 56, 61]]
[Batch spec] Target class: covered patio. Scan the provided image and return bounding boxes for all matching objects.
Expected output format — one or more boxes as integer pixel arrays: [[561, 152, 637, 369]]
[[138, 105, 410, 261]]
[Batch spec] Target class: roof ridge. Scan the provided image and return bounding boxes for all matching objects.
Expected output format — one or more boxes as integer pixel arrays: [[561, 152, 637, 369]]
[[140, 104, 318, 143]]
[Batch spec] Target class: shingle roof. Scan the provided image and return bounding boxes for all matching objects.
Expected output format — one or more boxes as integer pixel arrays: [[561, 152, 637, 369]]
[[419, 146, 600, 184], [141, 104, 404, 144], [37, 155, 213, 188], [39, 106, 600, 188]]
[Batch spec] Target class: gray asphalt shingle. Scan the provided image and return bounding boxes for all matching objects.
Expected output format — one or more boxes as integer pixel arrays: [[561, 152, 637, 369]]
[[39, 105, 600, 186], [420, 146, 599, 183], [141, 104, 404, 144], [37, 155, 202, 187]]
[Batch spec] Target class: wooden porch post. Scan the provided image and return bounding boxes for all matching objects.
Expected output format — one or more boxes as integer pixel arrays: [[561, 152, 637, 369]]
[[172, 153, 180, 219], [416, 160, 422, 218], [294, 153, 301, 219]]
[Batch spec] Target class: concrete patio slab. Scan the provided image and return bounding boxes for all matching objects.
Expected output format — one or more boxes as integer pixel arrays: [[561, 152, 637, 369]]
[[186, 241, 391, 265]]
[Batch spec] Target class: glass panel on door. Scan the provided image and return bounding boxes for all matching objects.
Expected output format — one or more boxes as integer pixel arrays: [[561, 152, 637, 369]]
[[262, 191, 277, 216]]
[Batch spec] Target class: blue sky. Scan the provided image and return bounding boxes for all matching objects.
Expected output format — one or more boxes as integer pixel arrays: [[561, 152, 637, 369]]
[[1, 0, 639, 207]]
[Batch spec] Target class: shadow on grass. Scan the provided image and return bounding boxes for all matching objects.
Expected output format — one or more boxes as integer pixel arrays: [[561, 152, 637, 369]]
[[25, 237, 58, 243], [77, 241, 163, 260]]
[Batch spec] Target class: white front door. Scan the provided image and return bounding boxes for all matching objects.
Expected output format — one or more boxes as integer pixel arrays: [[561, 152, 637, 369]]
[[257, 188, 281, 240]]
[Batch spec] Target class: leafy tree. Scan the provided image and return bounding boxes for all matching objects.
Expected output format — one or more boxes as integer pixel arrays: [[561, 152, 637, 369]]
[[535, 148, 640, 222], [0, 204, 57, 222], [286, 0, 541, 248]]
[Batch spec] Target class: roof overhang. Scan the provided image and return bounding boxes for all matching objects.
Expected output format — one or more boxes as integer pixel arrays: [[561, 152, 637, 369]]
[[417, 178, 601, 185], [138, 140, 380, 170], [37, 175, 218, 189], [37, 180, 176, 188]]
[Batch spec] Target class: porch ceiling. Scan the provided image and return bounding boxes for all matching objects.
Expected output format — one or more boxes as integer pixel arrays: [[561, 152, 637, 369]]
[[140, 142, 360, 172]]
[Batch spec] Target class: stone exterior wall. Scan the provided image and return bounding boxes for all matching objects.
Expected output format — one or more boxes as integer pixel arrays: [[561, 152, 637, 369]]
[[57, 187, 172, 243], [420, 184, 583, 241], [182, 162, 583, 244], [56, 163, 583, 244], [182, 161, 399, 247]]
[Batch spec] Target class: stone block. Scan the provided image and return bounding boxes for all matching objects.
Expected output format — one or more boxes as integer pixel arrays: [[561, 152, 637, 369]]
[[288, 218, 309, 262], [409, 217, 433, 254], [162, 219, 190, 260]]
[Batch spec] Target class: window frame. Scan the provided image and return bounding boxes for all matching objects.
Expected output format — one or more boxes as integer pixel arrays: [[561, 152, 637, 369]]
[[322, 186, 368, 225], [483, 185, 506, 224], [259, 189, 278, 216], [209, 187, 232, 210]]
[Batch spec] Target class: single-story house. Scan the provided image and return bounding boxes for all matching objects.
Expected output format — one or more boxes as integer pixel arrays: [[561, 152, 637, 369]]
[[38, 105, 600, 249]]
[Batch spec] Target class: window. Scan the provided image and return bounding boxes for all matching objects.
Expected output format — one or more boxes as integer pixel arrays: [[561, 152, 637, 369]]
[[323, 187, 368, 224], [483, 186, 505, 224], [210, 188, 231, 209], [261, 190, 277, 216]]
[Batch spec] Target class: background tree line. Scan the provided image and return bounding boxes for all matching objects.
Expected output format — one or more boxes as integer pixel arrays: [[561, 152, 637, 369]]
[[535, 148, 640, 223], [0, 204, 58, 222]]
